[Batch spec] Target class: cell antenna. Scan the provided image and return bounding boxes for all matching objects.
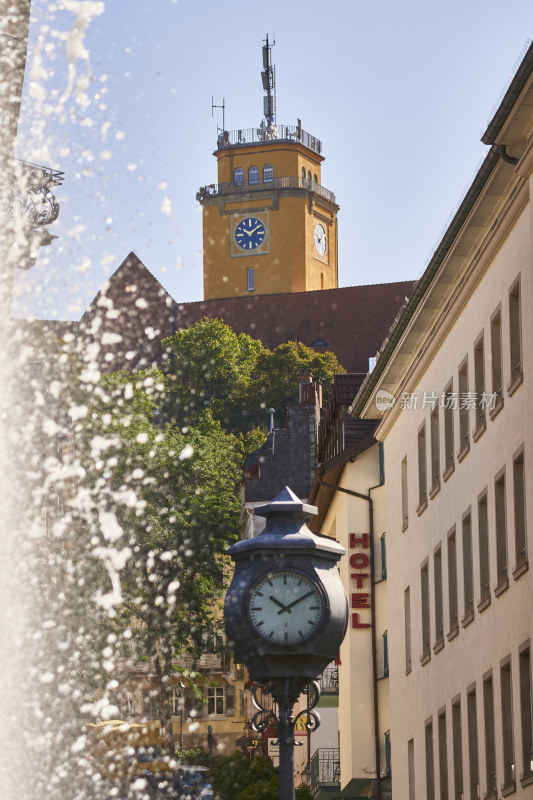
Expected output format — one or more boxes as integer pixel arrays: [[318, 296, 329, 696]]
[[211, 95, 226, 134], [261, 33, 276, 127]]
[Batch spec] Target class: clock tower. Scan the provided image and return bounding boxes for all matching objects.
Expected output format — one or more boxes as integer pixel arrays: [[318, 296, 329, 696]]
[[197, 36, 339, 301]]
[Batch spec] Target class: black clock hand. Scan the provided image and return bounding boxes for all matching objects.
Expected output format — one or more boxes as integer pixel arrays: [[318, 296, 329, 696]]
[[269, 595, 291, 613], [277, 590, 315, 614]]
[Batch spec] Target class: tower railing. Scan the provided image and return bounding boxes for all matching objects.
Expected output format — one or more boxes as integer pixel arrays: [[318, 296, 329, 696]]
[[216, 124, 322, 154], [197, 175, 336, 205]]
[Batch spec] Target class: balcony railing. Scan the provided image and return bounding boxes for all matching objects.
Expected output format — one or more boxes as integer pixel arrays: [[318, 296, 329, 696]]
[[310, 748, 340, 795], [216, 123, 322, 154], [317, 662, 339, 694], [197, 175, 336, 205]]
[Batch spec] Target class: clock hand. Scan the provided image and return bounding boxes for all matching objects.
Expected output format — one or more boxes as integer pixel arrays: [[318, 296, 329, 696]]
[[269, 595, 291, 613], [277, 590, 316, 614]]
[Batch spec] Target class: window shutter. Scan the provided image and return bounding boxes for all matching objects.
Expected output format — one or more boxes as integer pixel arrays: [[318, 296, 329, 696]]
[[226, 686, 235, 716]]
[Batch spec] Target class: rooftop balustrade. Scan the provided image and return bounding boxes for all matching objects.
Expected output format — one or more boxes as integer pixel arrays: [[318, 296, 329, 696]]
[[216, 123, 322, 154], [197, 174, 336, 205]]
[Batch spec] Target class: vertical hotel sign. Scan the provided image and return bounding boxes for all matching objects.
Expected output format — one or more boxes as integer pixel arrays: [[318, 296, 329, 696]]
[[349, 533, 370, 628]]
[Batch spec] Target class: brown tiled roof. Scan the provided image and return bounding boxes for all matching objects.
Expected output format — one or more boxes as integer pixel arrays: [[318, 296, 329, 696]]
[[25, 252, 415, 375], [175, 280, 415, 373]]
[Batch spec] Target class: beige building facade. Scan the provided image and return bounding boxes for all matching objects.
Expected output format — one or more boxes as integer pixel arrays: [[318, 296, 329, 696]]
[[351, 42, 533, 799]]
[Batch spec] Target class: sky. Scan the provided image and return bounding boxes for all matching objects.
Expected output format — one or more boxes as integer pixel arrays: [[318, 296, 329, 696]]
[[12, 0, 533, 320]]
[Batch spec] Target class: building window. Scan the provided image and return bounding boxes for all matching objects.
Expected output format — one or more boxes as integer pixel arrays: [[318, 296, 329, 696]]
[[408, 739, 415, 800], [483, 673, 497, 797], [421, 561, 431, 662], [443, 381, 455, 477], [405, 586, 411, 674], [495, 469, 508, 590], [263, 163, 273, 183], [513, 448, 527, 570], [233, 167, 244, 186], [474, 333, 486, 435], [447, 528, 458, 636], [425, 720, 435, 800], [438, 711, 448, 800], [458, 358, 470, 458], [467, 687, 480, 799], [509, 278, 522, 386], [401, 456, 408, 529], [248, 165, 259, 184], [384, 730, 391, 777], [247, 267, 254, 292], [307, 169, 312, 186], [490, 308, 503, 409], [501, 660, 515, 790], [462, 510, 474, 622], [478, 492, 491, 604], [430, 406, 440, 494], [417, 423, 427, 513], [519, 645, 533, 779], [301, 166, 306, 185], [434, 546, 444, 647], [380, 532, 387, 579], [121, 691, 135, 717], [170, 687, 184, 716], [207, 686, 224, 715], [452, 699, 463, 800]]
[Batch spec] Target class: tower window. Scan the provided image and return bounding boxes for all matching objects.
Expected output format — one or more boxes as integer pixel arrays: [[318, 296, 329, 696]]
[[248, 166, 259, 184], [307, 169, 312, 186], [301, 166, 306, 185], [313, 173, 318, 185], [247, 268, 254, 292], [263, 163, 273, 183], [233, 167, 244, 186]]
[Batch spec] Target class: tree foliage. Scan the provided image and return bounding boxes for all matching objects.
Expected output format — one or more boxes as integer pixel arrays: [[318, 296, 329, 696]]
[[163, 318, 345, 433]]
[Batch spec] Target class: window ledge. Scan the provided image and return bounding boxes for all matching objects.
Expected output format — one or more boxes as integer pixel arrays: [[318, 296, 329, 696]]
[[477, 595, 491, 613], [508, 370, 523, 397], [433, 638, 445, 655], [489, 397, 504, 420], [494, 577, 509, 597], [443, 463, 455, 482], [416, 498, 428, 517], [420, 651, 431, 666], [512, 560, 528, 581], [520, 772, 533, 788], [461, 609, 475, 628], [473, 420, 486, 442], [501, 781, 516, 797], [429, 481, 440, 500], [457, 442, 470, 463], [447, 624, 459, 642]]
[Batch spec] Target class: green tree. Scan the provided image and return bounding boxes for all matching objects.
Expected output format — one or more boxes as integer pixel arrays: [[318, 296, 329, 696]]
[[207, 751, 277, 800], [75, 369, 243, 755], [163, 319, 345, 433]]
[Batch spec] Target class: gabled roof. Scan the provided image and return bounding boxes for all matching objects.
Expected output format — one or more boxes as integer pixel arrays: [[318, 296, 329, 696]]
[[28, 251, 415, 375], [174, 281, 415, 373]]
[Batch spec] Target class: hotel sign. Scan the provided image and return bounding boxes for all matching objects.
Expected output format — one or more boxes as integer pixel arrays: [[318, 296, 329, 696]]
[[349, 533, 371, 629]]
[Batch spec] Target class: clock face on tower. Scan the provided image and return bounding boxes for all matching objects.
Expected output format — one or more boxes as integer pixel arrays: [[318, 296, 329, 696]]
[[314, 223, 327, 256], [248, 569, 325, 647], [235, 216, 266, 251]]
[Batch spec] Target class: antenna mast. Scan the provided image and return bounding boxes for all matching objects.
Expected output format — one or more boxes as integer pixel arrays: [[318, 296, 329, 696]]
[[211, 95, 226, 133], [261, 33, 276, 128]]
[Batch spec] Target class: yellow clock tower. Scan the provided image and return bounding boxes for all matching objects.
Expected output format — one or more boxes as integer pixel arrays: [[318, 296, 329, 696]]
[[197, 36, 339, 301]]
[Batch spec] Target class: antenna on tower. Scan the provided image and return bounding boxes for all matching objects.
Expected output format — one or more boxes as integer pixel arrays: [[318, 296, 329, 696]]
[[211, 95, 226, 134], [261, 33, 276, 129]]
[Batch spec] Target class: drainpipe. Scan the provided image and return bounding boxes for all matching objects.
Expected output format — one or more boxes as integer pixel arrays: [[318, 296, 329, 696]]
[[318, 476, 383, 800]]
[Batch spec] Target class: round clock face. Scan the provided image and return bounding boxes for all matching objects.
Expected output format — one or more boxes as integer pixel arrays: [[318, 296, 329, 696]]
[[314, 223, 327, 256], [235, 217, 266, 251], [248, 570, 324, 647]]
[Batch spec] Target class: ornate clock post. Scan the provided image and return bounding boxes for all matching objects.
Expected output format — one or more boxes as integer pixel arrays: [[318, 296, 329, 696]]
[[224, 487, 348, 800]]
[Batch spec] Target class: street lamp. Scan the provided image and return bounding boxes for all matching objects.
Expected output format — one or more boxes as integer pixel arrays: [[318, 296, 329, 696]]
[[224, 487, 348, 800]]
